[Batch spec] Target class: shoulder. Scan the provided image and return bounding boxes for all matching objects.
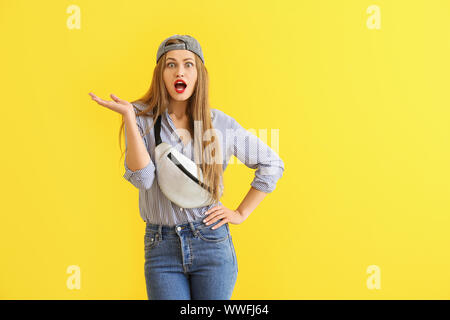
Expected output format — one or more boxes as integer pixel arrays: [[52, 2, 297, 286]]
[[210, 107, 225, 119], [210, 107, 242, 130], [130, 101, 155, 134], [131, 101, 154, 116], [210, 108, 235, 126], [131, 100, 155, 122]]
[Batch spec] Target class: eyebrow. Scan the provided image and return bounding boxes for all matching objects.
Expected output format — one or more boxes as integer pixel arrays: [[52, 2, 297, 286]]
[[166, 57, 194, 62]]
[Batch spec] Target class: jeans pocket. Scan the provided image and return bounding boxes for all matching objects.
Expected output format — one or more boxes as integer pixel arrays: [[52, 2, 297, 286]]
[[196, 223, 229, 243], [144, 231, 161, 250]]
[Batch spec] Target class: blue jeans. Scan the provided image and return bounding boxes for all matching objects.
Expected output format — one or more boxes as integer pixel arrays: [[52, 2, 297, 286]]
[[144, 216, 238, 300]]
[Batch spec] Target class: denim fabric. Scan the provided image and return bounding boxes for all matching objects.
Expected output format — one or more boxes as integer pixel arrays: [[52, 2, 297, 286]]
[[144, 216, 238, 300]]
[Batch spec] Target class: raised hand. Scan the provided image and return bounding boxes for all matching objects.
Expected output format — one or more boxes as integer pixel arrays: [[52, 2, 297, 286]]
[[88, 92, 134, 116]]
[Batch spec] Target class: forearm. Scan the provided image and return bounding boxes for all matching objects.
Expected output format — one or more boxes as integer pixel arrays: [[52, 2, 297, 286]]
[[235, 186, 267, 221], [123, 112, 150, 171]]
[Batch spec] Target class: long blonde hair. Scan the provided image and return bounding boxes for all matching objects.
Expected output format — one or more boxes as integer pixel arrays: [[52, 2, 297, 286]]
[[119, 38, 224, 204]]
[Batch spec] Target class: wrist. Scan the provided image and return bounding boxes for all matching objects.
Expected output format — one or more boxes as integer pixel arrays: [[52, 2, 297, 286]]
[[123, 109, 136, 121], [235, 209, 246, 221]]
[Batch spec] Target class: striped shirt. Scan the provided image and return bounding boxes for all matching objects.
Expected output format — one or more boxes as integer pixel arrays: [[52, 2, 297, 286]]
[[123, 101, 284, 226]]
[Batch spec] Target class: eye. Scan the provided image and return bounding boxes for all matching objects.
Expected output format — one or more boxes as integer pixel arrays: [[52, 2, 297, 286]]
[[166, 62, 194, 67]]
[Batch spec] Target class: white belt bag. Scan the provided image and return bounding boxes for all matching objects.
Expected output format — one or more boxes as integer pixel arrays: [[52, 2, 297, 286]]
[[153, 114, 215, 208]]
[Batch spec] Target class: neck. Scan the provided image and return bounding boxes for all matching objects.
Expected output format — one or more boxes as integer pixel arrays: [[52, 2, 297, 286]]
[[167, 99, 188, 120]]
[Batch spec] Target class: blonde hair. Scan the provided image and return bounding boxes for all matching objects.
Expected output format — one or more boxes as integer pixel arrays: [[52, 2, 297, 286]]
[[119, 38, 224, 204]]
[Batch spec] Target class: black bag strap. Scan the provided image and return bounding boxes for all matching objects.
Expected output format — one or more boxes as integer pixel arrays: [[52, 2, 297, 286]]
[[154, 114, 162, 146]]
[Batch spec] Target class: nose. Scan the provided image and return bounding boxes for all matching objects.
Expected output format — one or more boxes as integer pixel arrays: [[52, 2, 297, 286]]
[[175, 66, 187, 77]]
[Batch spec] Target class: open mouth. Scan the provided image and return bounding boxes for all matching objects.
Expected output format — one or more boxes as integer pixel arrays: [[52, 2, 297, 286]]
[[174, 81, 187, 93]]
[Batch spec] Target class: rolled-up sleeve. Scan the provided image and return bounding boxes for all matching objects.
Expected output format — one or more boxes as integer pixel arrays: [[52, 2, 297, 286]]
[[123, 104, 156, 190], [229, 116, 284, 193]]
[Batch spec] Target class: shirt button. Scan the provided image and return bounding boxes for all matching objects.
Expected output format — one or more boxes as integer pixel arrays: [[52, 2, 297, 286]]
[[176, 226, 182, 231]]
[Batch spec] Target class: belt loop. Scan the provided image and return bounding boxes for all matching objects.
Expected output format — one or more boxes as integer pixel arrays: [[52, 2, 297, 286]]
[[158, 224, 163, 240], [188, 221, 198, 237]]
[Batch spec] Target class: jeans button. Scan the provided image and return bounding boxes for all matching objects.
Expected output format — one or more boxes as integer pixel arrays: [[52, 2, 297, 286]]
[[176, 226, 182, 231]]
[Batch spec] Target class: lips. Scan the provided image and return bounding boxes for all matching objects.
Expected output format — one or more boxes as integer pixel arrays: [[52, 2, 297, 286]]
[[174, 79, 187, 93]]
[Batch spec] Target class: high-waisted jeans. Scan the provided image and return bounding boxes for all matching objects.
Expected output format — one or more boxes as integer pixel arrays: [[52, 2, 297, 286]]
[[144, 216, 238, 300]]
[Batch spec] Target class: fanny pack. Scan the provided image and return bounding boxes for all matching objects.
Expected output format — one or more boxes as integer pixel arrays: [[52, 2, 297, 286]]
[[153, 114, 218, 208]]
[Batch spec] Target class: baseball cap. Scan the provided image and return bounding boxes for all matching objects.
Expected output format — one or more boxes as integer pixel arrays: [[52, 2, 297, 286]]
[[156, 34, 205, 65]]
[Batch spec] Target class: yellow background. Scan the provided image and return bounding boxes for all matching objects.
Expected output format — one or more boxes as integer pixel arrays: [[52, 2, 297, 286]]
[[1, 0, 449, 299]]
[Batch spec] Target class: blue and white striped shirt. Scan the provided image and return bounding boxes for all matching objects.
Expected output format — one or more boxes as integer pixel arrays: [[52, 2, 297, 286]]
[[123, 101, 284, 226]]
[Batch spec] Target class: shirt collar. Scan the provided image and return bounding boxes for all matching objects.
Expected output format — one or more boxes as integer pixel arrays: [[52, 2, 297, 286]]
[[164, 108, 214, 122]]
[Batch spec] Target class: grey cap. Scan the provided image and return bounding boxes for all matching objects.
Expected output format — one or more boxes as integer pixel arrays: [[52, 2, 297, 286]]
[[156, 34, 204, 65]]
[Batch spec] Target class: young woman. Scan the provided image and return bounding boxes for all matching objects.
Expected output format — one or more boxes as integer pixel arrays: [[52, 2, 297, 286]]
[[89, 34, 284, 300]]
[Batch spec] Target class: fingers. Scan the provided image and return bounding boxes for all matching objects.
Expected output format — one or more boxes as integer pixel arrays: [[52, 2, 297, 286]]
[[89, 92, 111, 107], [203, 211, 224, 225], [89, 92, 133, 116], [89, 92, 122, 105], [203, 204, 222, 216], [110, 94, 131, 108], [110, 93, 123, 103], [211, 218, 229, 230], [202, 205, 230, 229], [89, 92, 101, 102], [203, 206, 222, 223]]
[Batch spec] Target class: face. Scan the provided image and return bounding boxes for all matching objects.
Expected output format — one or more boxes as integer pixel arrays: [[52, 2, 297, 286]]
[[163, 49, 198, 102]]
